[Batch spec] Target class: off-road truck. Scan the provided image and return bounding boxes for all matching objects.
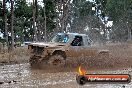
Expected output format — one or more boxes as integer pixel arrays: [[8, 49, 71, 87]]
[[28, 33, 109, 67]]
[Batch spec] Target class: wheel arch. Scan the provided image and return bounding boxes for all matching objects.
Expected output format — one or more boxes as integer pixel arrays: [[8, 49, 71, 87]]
[[98, 50, 109, 56], [52, 50, 66, 59]]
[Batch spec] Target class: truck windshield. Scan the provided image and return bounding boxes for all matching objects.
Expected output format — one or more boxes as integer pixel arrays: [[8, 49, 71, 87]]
[[53, 34, 69, 43]]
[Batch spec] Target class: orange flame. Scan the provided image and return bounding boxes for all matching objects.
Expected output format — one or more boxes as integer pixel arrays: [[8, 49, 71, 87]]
[[78, 66, 86, 75]]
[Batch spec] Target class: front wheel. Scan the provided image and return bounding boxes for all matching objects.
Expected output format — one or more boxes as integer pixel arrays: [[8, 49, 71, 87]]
[[98, 52, 109, 58], [29, 56, 42, 68], [48, 55, 65, 67]]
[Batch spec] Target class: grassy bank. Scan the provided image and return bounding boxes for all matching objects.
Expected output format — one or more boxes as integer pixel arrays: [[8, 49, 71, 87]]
[[0, 46, 29, 65]]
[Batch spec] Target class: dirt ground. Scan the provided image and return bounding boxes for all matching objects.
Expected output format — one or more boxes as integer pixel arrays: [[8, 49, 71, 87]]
[[0, 43, 132, 88], [0, 63, 132, 88]]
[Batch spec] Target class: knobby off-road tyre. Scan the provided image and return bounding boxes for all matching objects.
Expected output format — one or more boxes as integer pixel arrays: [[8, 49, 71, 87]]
[[29, 56, 42, 68], [48, 55, 65, 67], [97, 52, 110, 67], [98, 51, 109, 59]]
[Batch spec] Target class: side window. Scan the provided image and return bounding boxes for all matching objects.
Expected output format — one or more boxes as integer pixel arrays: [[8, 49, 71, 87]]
[[87, 36, 92, 45], [71, 36, 83, 46], [84, 36, 88, 46]]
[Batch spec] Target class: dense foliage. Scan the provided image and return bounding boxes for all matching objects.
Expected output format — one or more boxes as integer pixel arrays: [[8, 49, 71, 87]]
[[0, 0, 132, 47]]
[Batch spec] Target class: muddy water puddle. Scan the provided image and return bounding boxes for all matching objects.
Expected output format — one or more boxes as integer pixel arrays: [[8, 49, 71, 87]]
[[0, 63, 132, 88], [0, 63, 76, 88]]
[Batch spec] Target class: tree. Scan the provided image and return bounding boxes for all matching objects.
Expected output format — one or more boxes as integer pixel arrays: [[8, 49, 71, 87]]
[[33, 0, 37, 41], [71, 0, 96, 31], [43, 1, 47, 41], [2, 0, 9, 50], [14, 0, 33, 42], [106, 0, 132, 41], [40, 0, 56, 41], [10, 0, 15, 50]]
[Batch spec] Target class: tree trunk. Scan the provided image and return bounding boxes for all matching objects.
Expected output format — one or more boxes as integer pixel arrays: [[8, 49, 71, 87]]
[[61, 0, 69, 32], [43, 3, 47, 42], [61, 1, 65, 32], [3, 0, 9, 52], [33, 0, 37, 42], [126, 22, 131, 41], [10, 0, 15, 51], [36, 20, 41, 41], [57, 0, 63, 32]]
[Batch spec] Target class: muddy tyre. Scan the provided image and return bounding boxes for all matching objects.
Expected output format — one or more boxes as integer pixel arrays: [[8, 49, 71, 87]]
[[97, 52, 110, 67], [48, 55, 65, 67], [98, 52, 109, 59], [29, 57, 41, 68]]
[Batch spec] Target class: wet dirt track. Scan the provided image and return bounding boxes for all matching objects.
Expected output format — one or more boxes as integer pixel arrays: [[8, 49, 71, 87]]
[[0, 63, 132, 88]]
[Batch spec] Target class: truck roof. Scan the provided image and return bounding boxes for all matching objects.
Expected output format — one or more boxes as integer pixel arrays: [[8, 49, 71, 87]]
[[58, 33, 87, 36]]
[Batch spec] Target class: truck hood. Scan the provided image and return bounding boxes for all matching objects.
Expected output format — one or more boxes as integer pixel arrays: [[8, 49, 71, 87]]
[[29, 42, 67, 47]]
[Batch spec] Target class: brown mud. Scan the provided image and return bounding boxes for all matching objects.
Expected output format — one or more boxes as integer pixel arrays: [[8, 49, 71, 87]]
[[0, 43, 132, 88]]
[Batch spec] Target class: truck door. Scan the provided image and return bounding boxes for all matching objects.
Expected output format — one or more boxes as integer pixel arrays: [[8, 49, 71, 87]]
[[67, 35, 84, 57], [81, 36, 96, 57]]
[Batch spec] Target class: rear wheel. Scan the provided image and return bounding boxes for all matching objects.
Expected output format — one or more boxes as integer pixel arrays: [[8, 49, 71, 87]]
[[97, 52, 111, 67], [98, 52, 109, 60]]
